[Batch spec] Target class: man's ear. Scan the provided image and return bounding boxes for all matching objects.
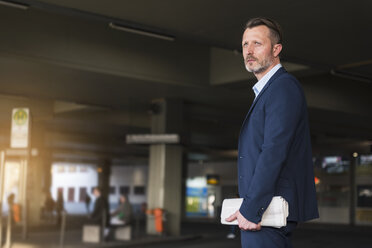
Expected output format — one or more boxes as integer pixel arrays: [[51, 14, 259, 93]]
[[273, 44, 282, 57]]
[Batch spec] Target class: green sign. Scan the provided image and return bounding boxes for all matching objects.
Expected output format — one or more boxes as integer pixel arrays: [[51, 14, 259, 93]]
[[13, 109, 28, 126]]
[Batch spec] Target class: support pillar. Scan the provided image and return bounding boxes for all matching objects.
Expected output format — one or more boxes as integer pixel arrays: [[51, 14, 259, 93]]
[[27, 126, 49, 227], [98, 159, 111, 202], [349, 153, 357, 226], [147, 99, 183, 236], [27, 154, 42, 227]]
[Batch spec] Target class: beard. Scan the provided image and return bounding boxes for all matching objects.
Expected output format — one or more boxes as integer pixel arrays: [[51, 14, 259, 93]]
[[244, 55, 273, 74]]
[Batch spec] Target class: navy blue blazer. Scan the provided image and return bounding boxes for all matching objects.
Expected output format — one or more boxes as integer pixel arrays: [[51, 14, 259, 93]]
[[238, 67, 319, 224]]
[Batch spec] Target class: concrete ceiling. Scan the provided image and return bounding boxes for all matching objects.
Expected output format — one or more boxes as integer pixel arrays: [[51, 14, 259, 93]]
[[25, 0, 372, 75], [0, 0, 371, 164]]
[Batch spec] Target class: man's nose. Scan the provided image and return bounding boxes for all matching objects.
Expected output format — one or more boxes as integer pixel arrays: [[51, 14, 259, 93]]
[[245, 45, 253, 55], [245, 49, 253, 58]]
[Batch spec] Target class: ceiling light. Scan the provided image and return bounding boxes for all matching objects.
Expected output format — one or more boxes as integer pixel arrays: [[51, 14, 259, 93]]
[[109, 22, 175, 42], [0, 0, 29, 10], [330, 69, 371, 83], [126, 134, 180, 144]]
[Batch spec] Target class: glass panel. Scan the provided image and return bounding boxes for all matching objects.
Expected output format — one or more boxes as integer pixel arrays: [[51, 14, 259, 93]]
[[356, 154, 372, 225], [119, 186, 130, 195], [313, 156, 350, 224], [185, 177, 208, 217], [68, 187, 75, 202], [109, 186, 116, 195], [79, 187, 87, 202], [133, 186, 145, 195]]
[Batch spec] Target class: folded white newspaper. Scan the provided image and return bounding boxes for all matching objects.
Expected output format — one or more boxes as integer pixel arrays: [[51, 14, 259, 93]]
[[220, 196, 288, 228]]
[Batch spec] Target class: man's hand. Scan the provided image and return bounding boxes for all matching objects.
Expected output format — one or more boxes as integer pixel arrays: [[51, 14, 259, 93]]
[[225, 210, 261, 231]]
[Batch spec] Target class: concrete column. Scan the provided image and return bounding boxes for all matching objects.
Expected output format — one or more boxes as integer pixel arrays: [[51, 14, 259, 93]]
[[43, 151, 53, 194], [27, 154, 43, 226], [147, 99, 183, 236], [27, 127, 50, 227]]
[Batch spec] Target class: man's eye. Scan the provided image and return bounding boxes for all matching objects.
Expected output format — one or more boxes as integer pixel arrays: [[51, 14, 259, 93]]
[[255, 42, 261, 45]]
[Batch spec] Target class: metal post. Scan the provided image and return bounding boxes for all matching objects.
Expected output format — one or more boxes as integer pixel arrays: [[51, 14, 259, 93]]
[[101, 209, 106, 243], [349, 154, 357, 226], [22, 158, 28, 240], [0, 151, 6, 247], [4, 210, 11, 248], [59, 210, 66, 248], [135, 212, 139, 239]]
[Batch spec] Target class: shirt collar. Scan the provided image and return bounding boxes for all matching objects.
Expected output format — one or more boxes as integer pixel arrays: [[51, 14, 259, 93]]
[[252, 64, 282, 98]]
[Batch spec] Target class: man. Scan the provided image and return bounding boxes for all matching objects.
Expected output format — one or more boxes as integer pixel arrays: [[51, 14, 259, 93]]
[[90, 187, 109, 226], [110, 194, 133, 226], [226, 17, 319, 247]]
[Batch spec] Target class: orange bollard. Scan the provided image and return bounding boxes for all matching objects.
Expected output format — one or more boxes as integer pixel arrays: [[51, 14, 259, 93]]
[[153, 208, 163, 233], [12, 204, 21, 223]]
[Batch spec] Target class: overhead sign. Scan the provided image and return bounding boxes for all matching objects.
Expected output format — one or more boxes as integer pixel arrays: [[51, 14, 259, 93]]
[[10, 108, 31, 148], [207, 174, 220, 185], [126, 134, 180, 144]]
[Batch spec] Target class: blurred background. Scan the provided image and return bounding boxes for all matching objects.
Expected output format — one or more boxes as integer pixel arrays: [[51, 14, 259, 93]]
[[0, 0, 372, 247]]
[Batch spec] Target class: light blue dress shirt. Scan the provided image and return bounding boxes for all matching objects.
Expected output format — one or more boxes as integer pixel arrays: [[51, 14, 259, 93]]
[[252, 64, 282, 99]]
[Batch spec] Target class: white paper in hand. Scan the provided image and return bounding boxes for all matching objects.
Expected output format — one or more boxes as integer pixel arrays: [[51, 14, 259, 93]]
[[260, 196, 288, 228], [220, 196, 288, 228], [220, 198, 243, 225]]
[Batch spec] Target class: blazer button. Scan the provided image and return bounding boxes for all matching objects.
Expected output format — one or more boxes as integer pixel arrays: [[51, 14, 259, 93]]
[[258, 207, 264, 216]]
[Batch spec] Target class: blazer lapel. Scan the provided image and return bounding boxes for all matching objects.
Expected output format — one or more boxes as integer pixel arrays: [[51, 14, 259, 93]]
[[241, 67, 287, 127]]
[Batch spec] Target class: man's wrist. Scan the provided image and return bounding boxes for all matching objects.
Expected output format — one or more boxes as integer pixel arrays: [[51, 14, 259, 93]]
[[239, 201, 262, 224]]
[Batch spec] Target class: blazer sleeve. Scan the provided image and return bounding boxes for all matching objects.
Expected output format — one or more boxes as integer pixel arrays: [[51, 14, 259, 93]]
[[239, 76, 304, 223]]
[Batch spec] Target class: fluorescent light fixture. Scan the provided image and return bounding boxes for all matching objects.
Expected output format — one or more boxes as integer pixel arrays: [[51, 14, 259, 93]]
[[330, 69, 371, 83], [126, 134, 180, 144], [5, 148, 29, 156], [0, 0, 29, 10], [109, 22, 175, 42]]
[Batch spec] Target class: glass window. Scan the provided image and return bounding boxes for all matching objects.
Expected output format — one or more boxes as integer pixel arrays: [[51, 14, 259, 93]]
[[356, 154, 372, 225], [119, 186, 130, 195], [321, 156, 349, 174], [134, 186, 145, 195], [68, 187, 75, 202], [109, 186, 116, 195], [357, 155, 372, 176], [314, 155, 350, 224], [57, 166, 65, 173], [79, 187, 87, 202], [357, 185, 372, 207]]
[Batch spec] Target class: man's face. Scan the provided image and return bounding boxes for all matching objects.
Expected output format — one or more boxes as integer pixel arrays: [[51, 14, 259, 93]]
[[242, 25, 279, 76], [93, 189, 100, 197]]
